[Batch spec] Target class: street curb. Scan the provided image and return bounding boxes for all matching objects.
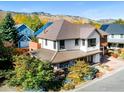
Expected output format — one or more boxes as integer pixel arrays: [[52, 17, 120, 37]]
[[69, 65, 124, 92]]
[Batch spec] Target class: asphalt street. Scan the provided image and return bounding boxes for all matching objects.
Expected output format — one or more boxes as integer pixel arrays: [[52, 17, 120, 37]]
[[74, 68, 124, 92]]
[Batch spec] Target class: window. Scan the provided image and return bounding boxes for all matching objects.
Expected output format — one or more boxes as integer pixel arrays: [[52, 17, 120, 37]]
[[88, 38, 96, 47], [111, 34, 114, 38], [82, 39, 85, 46], [120, 34, 124, 38], [75, 39, 79, 46], [45, 39, 47, 46], [60, 40, 65, 49], [59, 60, 75, 68], [119, 44, 124, 48], [54, 41, 56, 49]]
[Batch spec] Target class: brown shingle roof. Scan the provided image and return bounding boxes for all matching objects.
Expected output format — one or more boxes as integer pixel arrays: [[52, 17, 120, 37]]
[[80, 24, 96, 39], [31, 48, 56, 62], [31, 48, 102, 64], [37, 19, 102, 40]]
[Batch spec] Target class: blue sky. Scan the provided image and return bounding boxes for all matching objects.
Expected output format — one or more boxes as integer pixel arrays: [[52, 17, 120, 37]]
[[0, 1, 124, 20]]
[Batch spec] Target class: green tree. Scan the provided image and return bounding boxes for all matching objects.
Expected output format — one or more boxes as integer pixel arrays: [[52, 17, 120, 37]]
[[0, 13, 17, 46], [113, 19, 124, 24], [8, 55, 55, 91], [0, 34, 13, 70], [90, 21, 101, 29], [31, 15, 43, 31], [0, 34, 13, 84]]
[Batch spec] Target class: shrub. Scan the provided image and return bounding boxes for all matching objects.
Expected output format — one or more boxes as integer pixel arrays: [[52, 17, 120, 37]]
[[62, 83, 75, 90], [120, 48, 124, 53], [66, 60, 99, 86], [120, 53, 124, 59], [69, 60, 92, 80], [8, 55, 54, 91], [31, 36, 38, 43], [12, 48, 29, 55]]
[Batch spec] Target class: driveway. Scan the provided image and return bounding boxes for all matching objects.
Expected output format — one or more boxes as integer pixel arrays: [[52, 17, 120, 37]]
[[72, 57, 124, 92]]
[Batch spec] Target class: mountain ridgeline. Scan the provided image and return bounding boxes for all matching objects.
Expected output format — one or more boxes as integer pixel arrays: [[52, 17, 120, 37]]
[[0, 9, 118, 30]]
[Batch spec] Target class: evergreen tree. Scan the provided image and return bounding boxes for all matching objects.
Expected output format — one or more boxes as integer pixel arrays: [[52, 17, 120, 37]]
[[8, 55, 55, 91], [0, 13, 18, 46], [0, 34, 13, 69]]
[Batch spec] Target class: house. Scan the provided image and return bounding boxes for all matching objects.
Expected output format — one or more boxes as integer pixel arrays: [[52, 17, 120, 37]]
[[28, 22, 53, 50], [100, 24, 124, 49], [98, 29, 108, 55], [31, 19, 107, 69], [34, 22, 53, 36], [15, 24, 34, 48]]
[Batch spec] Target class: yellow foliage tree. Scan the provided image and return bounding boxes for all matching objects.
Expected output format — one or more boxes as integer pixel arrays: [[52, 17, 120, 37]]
[[13, 14, 43, 31]]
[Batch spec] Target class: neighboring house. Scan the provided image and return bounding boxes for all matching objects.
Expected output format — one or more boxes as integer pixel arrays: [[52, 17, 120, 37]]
[[34, 22, 53, 36], [98, 29, 108, 55], [100, 24, 124, 49], [31, 19, 106, 69], [15, 24, 34, 48]]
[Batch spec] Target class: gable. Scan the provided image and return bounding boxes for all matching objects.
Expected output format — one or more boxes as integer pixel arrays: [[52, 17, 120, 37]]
[[88, 30, 100, 39], [16, 24, 34, 37], [17, 24, 27, 32]]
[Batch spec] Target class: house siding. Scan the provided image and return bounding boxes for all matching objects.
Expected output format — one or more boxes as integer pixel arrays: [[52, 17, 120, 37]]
[[38, 31, 100, 52], [18, 28, 34, 37], [16, 24, 34, 48], [107, 34, 124, 49], [39, 39, 58, 51], [58, 39, 81, 51], [108, 34, 124, 43], [87, 31, 100, 52], [80, 31, 100, 52]]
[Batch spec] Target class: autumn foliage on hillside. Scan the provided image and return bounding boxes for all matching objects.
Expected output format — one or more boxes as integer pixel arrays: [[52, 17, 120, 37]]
[[13, 14, 44, 32], [90, 21, 101, 29]]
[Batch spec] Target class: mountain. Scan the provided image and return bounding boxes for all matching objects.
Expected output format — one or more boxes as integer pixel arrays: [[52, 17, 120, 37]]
[[0, 10, 117, 25], [97, 19, 116, 24], [0, 10, 92, 24]]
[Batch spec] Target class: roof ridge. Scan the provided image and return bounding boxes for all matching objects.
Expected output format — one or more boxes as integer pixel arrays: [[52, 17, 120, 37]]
[[56, 20, 65, 40]]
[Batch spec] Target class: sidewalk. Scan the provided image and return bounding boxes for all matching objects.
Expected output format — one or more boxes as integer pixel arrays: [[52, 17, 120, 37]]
[[105, 57, 124, 70]]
